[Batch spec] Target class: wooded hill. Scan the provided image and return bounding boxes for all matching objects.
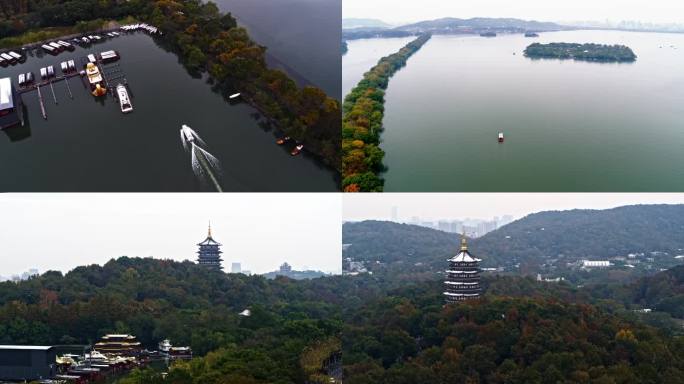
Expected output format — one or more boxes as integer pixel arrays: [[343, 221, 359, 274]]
[[0, 257, 342, 384], [343, 205, 684, 270]]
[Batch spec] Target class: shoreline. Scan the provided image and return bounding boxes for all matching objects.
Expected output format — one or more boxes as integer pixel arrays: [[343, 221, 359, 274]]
[[3, 27, 341, 187]]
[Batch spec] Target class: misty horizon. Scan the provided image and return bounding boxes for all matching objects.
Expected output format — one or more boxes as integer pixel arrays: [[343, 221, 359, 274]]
[[0, 194, 342, 278], [343, 0, 684, 26], [343, 194, 684, 223]]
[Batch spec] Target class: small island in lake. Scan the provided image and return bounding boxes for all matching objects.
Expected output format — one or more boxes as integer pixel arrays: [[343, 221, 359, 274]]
[[524, 42, 637, 62]]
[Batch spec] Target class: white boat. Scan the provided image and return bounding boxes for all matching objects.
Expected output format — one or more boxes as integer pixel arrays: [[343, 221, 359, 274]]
[[498, 132, 504, 142], [8, 51, 21, 60], [229, 92, 241, 99], [42, 44, 55, 53], [40, 67, 47, 79], [81, 37, 90, 43], [0, 53, 13, 62], [68, 60, 76, 70], [49, 42, 62, 50], [181, 124, 196, 143], [60, 62, 68, 72], [18, 73, 25, 86], [26, 72, 33, 83], [116, 84, 133, 113], [47, 65, 55, 77], [100, 50, 119, 62], [87, 54, 97, 63]]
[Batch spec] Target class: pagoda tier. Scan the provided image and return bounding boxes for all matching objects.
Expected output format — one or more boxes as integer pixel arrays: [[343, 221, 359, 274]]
[[444, 235, 482, 303], [197, 223, 223, 270]]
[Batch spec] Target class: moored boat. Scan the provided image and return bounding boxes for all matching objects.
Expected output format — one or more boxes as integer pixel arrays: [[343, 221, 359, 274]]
[[291, 144, 304, 156], [276, 136, 290, 145], [498, 132, 504, 142], [229, 92, 241, 99], [116, 84, 133, 113]]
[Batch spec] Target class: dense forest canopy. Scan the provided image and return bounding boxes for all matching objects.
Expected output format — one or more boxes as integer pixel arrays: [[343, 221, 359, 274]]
[[0, 257, 342, 384], [524, 42, 637, 62], [342, 277, 684, 384], [2, 255, 683, 383]]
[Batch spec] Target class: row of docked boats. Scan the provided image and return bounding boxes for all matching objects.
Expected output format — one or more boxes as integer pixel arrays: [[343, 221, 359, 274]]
[[0, 50, 24, 66], [42, 40, 75, 55]]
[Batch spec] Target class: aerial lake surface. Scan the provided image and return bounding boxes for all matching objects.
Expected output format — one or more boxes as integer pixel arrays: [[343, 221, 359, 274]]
[[0, 33, 337, 191], [342, 36, 414, 98], [345, 30, 684, 191], [216, 0, 341, 100]]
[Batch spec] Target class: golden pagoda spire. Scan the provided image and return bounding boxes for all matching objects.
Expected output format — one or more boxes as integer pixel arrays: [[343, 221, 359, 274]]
[[460, 231, 468, 251], [208, 221, 212, 237]]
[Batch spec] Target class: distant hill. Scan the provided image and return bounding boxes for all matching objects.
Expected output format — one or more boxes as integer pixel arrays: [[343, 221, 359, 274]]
[[396, 17, 565, 33], [343, 205, 684, 271], [343, 18, 392, 30], [342, 29, 414, 40], [585, 265, 684, 318]]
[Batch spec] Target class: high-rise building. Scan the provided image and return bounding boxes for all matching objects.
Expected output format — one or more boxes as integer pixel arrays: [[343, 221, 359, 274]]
[[444, 235, 482, 303], [197, 222, 223, 270], [231, 262, 241, 273]]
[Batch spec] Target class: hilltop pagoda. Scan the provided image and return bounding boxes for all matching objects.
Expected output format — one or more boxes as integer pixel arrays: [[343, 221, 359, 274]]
[[197, 222, 223, 270], [444, 234, 482, 303]]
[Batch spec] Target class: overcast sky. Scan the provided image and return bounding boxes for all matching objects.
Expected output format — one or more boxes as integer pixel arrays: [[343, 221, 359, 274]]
[[343, 0, 684, 25], [343, 193, 684, 222], [0, 194, 341, 277]]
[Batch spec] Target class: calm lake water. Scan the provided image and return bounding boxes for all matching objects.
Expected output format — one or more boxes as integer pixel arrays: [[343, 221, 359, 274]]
[[216, 0, 341, 100], [345, 30, 684, 191], [0, 33, 337, 191], [342, 36, 414, 98]]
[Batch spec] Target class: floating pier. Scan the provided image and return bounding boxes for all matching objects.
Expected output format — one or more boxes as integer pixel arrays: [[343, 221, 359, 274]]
[[65, 77, 74, 99], [49, 81, 58, 104], [36, 86, 47, 119]]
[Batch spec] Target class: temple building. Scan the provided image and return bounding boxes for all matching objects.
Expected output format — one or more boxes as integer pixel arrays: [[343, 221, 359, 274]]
[[197, 222, 223, 270], [94, 334, 142, 356], [444, 235, 482, 303]]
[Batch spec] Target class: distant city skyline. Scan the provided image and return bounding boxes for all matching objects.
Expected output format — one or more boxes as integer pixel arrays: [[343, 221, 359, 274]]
[[343, 0, 684, 25], [343, 193, 684, 223], [0, 194, 342, 277]]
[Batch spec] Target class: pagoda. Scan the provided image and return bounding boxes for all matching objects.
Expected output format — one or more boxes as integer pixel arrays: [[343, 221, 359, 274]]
[[444, 234, 482, 303], [197, 222, 223, 270]]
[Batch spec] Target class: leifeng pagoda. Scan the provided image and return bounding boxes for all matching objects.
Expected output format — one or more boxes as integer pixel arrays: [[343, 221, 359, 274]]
[[197, 222, 223, 270], [444, 234, 482, 303]]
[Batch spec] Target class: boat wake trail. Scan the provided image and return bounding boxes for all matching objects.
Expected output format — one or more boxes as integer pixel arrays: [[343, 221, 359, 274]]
[[180, 124, 223, 192]]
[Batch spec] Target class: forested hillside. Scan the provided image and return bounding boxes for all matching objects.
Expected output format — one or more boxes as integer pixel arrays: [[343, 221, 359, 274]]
[[0, 257, 342, 384], [585, 265, 684, 319], [344, 205, 684, 270], [342, 276, 684, 384]]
